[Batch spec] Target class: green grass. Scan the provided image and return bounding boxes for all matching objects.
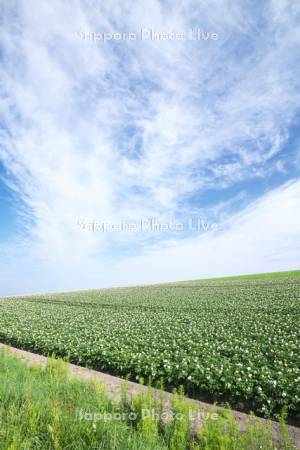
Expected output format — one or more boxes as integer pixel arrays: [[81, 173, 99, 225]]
[[0, 270, 299, 422], [189, 270, 300, 283], [0, 349, 296, 450]]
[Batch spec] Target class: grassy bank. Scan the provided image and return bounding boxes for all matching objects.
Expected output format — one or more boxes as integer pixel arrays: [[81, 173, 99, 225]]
[[0, 349, 297, 449]]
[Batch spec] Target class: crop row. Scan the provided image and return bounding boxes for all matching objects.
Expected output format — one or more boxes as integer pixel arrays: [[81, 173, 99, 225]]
[[0, 278, 299, 422]]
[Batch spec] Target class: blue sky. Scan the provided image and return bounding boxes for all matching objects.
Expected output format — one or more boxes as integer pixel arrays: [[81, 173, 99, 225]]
[[0, 0, 300, 295], [0, 171, 16, 240]]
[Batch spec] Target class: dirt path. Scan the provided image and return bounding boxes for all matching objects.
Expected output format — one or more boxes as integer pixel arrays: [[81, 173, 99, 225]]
[[1, 342, 299, 448]]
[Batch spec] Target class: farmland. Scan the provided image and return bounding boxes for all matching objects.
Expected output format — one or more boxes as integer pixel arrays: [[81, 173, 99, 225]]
[[0, 271, 299, 423]]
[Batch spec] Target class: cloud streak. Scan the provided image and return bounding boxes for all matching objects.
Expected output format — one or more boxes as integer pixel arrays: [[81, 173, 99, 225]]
[[0, 0, 299, 294]]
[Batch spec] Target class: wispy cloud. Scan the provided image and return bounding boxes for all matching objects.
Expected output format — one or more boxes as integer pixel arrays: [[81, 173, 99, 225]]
[[0, 0, 299, 294]]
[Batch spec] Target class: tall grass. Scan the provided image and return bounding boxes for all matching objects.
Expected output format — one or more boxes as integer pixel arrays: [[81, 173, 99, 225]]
[[0, 349, 296, 449]]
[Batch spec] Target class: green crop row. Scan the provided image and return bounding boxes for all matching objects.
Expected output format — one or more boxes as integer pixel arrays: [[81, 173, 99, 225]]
[[0, 276, 299, 423]]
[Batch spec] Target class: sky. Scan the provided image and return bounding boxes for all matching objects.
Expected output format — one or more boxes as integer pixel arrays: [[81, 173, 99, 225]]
[[0, 0, 300, 295]]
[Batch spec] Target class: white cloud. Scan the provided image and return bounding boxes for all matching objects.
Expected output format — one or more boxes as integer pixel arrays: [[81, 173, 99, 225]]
[[111, 180, 300, 285], [0, 179, 299, 295], [0, 0, 299, 294]]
